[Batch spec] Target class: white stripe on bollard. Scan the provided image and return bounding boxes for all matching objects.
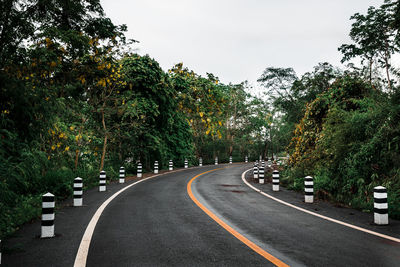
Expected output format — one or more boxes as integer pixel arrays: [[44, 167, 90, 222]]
[[41, 192, 55, 238], [154, 161, 159, 174], [99, 171, 106, 192], [169, 160, 173, 171], [137, 162, 142, 178], [73, 177, 83, 206], [304, 176, 313, 203], [374, 186, 388, 225], [119, 167, 125, 183], [272, 170, 279, 191]]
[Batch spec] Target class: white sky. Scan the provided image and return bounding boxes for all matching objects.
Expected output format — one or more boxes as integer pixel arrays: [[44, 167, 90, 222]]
[[100, 0, 384, 90]]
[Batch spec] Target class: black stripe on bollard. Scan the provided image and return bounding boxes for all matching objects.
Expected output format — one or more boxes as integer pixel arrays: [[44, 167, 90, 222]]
[[374, 198, 387, 203], [42, 195, 55, 202], [374, 188, 387, 193], [304, 191, 314, 196], [374, 208, 389, 214], [41, 220, 55, 226]]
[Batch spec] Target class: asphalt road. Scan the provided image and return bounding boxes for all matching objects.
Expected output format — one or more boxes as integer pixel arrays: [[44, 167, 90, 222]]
[[4, 163, 400, 266]]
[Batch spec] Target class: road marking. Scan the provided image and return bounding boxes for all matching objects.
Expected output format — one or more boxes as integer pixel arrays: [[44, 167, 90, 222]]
[[187, 169, 290, 267], [73, 166, 206, 267], [241, 169, 400, 243]]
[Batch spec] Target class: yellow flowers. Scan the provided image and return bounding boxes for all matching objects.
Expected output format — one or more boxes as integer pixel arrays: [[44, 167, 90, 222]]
[[51, 145, 56, 150], [64, 146, 70, 151], [70, 126, 75, 130]]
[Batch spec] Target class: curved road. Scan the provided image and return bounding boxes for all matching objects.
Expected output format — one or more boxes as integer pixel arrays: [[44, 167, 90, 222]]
[[85, 164, 400, 266]]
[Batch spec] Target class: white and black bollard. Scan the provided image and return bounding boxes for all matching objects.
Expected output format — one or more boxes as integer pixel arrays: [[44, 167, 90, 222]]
[[199, 157, 202, 166], [229, 156, 232, 164], [215, 157, 218, 165], [184, 159, 188, 168], [137, 162, 142, 178], [154, 161, 159, 174], [259, 165, 265, 184], [253, 163, 258, 179], [272, 170, 279, 191], [73, 177, 83, 206], [304, 176, 313, 203], [169, 160, 173, 171], [374, 186, 388, 225], [41, 192, 55, 238], [119, 167, 125, 183], [99, 171, 106, 192], [245, 156, 248, 163]]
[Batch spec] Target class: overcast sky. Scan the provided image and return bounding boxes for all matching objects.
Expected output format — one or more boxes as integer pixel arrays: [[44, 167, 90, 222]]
[[100, 0, 383, 90]]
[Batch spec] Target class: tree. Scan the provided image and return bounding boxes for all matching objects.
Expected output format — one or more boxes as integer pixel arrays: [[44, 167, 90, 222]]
[[338, 4, 398, 90]]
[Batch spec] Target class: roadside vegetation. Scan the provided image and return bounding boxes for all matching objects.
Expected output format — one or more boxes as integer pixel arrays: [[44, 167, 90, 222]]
[[1, 0, 400, 238]]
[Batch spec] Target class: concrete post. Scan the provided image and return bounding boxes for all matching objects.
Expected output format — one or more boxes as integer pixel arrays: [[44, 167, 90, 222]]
[[73, 177, 83, 206], [184, 159, 188, 168], [154, 161, 159, 174], [229, 156, 232, 164], [199, 157, 202, 166], [41, 193, 55, 238], [215, 157, 218, 165], [272, 170, 279, 191], [253, 162, 258, 179], [374, 186, 388, 225], [137, 162, 142, 178], [304, 176, 313, 203], [259, 165, 265, 184], [119, 167, 125, 183], [169, 160, 173, 171], [99, 171, 106, 192]]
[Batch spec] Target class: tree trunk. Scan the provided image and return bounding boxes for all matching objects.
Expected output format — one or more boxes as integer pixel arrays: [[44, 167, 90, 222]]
[[384, 40, 392, 91], [100, 107, 107, 172]]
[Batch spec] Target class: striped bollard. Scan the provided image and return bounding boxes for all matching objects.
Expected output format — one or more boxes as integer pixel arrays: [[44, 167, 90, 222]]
[[41, 192, 55, 238], [304, 176, 313, 203], [229, 156, 232, 164], [245, 156, 248, 163], [272, 170, 279, 191], [73, 177, 83, 206], [169, 160, 173, 171], [199, 157, 202, 166], [374, 186, 388, 225], [259, 165, 265, 184], [184, 159, 188, 168], [253, 163, 258, 179], [137, 162, 142, 178], [99, 171, 106, 192], [154, 161, 159, 174], [119, 167, 125, 183], [215, 157, 218, 165]]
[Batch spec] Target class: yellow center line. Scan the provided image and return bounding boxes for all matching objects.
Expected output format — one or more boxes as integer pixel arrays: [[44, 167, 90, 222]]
[[187, 168, 290, 267]]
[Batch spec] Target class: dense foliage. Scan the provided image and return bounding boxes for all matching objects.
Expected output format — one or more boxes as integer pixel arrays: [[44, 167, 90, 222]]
[[0, 0, 271, 238], [258, 0, 400, 218]]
